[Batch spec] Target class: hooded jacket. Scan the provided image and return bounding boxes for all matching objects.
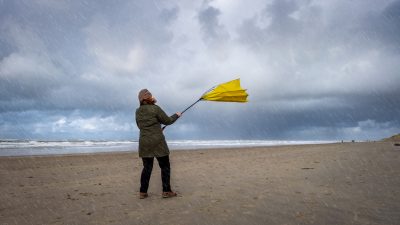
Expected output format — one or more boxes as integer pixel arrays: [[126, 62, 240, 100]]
[[135, 103, 179, 157]]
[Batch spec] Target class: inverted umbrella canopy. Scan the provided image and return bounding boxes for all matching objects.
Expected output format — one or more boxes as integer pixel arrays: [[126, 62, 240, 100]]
[[201, 79, 248, 102], [162, 79, 248, 130]]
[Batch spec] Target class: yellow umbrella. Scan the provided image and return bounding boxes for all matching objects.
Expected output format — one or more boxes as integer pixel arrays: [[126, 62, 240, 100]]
[[183, 78, 248, 112], [163, 79, 248, 130], [201, 79, 248, 102]]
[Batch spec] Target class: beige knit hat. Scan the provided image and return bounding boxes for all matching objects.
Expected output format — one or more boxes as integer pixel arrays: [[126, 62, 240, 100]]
[[138, 89, 152, 103]]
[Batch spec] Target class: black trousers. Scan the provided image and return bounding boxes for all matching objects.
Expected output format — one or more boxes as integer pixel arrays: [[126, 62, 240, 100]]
[[140, 155, 172, 193]]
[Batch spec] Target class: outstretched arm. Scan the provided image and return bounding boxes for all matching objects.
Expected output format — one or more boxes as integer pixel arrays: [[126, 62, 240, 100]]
[[156, 105, 181, 125]]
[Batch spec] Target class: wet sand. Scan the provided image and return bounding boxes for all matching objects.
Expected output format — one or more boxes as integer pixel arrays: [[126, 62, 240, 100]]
[[1, 142, 399, 225]]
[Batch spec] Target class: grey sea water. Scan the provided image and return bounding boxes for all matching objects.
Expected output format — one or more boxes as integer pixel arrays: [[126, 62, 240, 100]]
[[0, 140, 336, 157]]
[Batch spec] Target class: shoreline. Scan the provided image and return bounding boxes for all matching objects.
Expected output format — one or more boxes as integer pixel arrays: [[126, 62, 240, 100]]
[[0, 140, 338, 157], [1, 142, 399, 224], [0, 141, 346, 158]]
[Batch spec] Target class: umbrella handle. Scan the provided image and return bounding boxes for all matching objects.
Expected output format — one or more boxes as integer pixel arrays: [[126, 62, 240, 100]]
[[162, 98, 203, 131]]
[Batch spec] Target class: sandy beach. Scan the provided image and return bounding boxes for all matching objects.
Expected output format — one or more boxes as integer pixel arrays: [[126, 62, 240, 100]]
[[1, 142, 399, 225]]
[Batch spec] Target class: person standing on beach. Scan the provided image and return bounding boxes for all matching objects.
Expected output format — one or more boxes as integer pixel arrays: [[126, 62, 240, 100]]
[[135, 89, 181, 199]]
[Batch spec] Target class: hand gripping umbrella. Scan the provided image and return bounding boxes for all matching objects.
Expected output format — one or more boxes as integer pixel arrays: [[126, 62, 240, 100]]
[[162, 78, 248, 130]]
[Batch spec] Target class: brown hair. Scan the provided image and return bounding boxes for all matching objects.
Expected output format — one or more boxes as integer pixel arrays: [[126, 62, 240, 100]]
[[138, 89, 157, 105]]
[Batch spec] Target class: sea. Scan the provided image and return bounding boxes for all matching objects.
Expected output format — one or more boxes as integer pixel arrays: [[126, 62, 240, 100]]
[[0, 140, 336, 157]]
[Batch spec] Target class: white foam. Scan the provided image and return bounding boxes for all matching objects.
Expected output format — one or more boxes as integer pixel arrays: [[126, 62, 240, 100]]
[[0, 140, 336, 156]]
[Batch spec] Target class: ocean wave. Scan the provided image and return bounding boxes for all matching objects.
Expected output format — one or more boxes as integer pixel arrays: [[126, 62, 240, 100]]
[[0, 140, 335, 156]]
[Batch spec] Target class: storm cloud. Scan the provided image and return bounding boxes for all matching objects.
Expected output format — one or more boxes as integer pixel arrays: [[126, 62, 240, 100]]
[[1, 0, 399, 140]]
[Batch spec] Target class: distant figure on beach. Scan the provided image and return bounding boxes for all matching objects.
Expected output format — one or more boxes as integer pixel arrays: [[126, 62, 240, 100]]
[[135, 89, 181, 199]]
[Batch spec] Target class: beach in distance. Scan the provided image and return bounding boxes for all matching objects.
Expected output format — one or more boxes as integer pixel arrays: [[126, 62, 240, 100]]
[[1, 142, 399, 225]]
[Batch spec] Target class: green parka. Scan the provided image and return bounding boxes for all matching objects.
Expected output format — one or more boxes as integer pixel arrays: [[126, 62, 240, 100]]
[[135, 103, 179, 158]]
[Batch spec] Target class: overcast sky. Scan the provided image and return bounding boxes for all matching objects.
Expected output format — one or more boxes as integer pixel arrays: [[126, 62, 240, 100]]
[[1, 0, 399, 141]]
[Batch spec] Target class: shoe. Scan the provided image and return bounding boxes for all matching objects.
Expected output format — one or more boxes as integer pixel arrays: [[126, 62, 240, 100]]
[[139, 192, 148, 199], [162, 191, 177, 198]]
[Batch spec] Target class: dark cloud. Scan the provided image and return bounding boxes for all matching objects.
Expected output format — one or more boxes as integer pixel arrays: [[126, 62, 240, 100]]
[[360, 0, 400, 52], [198, 5, 229, 44], [263, 0, 301, 36], [0, 0, 180, 111], [0, 0, 399, 140]]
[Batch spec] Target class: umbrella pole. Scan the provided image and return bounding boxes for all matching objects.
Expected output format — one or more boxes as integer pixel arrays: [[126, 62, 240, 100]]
[[162, 98, 202, 131], [182, 98, 202, 114]]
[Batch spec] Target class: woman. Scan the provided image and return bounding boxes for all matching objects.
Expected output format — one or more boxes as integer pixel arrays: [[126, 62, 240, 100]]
[[135, 89, 181, 199]]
